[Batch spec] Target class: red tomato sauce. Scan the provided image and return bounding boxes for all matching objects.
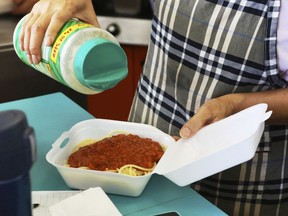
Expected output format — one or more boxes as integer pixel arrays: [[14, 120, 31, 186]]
[[67, 134, 164, 171]]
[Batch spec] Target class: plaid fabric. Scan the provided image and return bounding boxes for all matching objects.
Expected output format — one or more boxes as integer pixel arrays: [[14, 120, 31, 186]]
[[129, 0, 288, 215], [265, 0, 287, 87]]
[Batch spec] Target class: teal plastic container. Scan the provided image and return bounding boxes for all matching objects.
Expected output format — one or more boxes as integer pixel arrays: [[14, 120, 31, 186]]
[[13, 17, 128, 94]]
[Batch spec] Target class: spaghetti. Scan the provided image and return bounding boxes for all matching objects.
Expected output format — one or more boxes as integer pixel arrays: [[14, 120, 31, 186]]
[[67, 133, 164, 176]]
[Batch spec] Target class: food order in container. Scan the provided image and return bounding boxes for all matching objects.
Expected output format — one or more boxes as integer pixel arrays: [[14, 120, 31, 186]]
[[46, 104, 272, 197]]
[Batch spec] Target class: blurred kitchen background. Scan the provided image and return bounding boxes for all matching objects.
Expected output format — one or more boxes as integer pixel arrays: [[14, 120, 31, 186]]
[[0, 0, 153, 120]]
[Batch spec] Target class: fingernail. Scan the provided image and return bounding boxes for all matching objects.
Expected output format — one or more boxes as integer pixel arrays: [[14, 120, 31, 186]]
[[26, 54, 32, 64], [180, 127, 191, 138], [32, 55, 39, 64], [32, 55, 41, 64]]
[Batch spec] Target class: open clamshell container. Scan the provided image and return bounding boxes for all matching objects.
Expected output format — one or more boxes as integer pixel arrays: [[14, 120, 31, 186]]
[[46, 104, 272, 197]]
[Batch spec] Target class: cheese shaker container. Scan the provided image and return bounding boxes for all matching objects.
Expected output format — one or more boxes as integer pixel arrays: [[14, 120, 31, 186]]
[[13, 17, 128, 95]]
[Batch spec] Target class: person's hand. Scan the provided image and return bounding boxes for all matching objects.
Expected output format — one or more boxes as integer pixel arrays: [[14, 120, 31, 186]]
[[179, 88, 288, 139], [179, 94, 242, 138], [11, 0, 38, 15], [19, 0, 100, 64]]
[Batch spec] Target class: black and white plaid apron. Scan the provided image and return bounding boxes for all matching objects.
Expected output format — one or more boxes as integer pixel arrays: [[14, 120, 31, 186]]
[[129, 0, 288, 215]]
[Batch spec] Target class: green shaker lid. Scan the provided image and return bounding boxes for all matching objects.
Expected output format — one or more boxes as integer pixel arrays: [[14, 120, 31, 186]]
[[74, 38, 128, 91]]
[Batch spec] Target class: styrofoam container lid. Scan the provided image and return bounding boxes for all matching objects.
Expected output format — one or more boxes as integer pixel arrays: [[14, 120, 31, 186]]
[[46, 103, 271, 196]]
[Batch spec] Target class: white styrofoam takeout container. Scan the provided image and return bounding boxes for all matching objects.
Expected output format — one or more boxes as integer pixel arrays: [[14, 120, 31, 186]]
[[46, 104, 271, 197]]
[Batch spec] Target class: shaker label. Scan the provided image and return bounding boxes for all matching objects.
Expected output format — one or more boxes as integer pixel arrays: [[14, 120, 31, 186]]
[[51, 23, 91, 63]]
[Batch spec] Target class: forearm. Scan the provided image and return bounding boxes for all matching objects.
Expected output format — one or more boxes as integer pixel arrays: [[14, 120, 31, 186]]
[[180, 88, 288, 138], [221, 88, 288, 125]]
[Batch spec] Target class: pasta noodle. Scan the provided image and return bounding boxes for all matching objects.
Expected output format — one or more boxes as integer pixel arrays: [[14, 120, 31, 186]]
[[117, 163, 156, 176]]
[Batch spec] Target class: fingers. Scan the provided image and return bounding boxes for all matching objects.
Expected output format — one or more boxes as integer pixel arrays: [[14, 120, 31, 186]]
[[29, 15, 51, 63], [18, 2, 44, 63], [19, 13, 32, 52], [44, 14, 70, 46], [18, 1, 65, 64], [18, 0, 98, 65], [179, 97, 236, 138], [21, 13, 43, 64], [76, 0, 100, 27], [172, 136, 181, 141], [44, 16, 65, 46], [21, 13, 51, 64], [180, 109, 213, 138]]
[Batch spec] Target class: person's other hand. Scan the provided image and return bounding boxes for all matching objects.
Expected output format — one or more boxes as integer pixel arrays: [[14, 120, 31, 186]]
[[179, 94, 241, 138], [179, 88, 288, 138], [19, 0, 100, 64], [11, 0, 38, 15]]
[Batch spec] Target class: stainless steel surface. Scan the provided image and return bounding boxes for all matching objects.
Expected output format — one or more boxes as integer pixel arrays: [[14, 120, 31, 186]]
[[92, 0, 152, 18], [113, 0, 142, 15], [0, 0, 13, 15], [98, 16, 151, 45], [92, 0, 152, 45], [0, 15, 19, 49]]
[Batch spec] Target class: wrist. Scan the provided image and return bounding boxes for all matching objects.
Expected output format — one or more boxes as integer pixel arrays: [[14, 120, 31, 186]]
[[217, 93, 246, 115]]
